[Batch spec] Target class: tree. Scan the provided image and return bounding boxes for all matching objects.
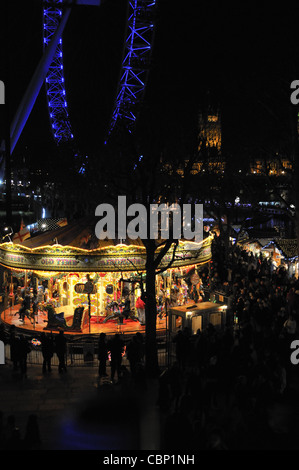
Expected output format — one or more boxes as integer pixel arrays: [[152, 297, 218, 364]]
[[83, 97, 200, 376]]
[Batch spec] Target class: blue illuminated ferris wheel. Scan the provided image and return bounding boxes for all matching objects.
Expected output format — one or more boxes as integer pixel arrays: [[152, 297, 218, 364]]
[[43, 2, 74, 144], [42, 0, 156, 145]]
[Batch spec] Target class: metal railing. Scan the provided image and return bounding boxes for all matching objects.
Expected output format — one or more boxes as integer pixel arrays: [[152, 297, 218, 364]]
[[4, 335, 169, 370]]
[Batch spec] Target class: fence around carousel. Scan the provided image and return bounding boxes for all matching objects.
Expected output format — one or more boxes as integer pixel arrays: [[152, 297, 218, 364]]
[[2, 289, 233, 370], [4, 333, 169, 370]]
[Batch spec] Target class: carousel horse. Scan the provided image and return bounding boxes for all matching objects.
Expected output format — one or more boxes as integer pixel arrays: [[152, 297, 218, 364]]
[[103, 301, 122, 323], [122, 298, 138, 321], [42, 304, 68, 330], [19, 308, 34, 324], [16, 296, 34, 324], [103, 300, 138, 323]]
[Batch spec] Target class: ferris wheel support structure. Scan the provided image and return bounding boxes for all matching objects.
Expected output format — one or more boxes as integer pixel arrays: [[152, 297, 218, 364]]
[[9, 3, 71, 155], [7, 0, 100, 156]]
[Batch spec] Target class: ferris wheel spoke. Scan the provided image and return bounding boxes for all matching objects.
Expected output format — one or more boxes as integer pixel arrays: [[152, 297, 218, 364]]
[[42, 0, 156, 147], [108, 0, 156, 137], [43, 0, 74, 144]]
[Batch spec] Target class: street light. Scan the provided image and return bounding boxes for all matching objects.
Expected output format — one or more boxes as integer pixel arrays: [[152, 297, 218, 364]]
[[2, 226, 13, 242]]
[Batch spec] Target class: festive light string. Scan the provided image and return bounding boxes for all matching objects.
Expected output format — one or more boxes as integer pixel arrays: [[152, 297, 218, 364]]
[[0, 262, 209, 279], [0, 235, 213, 255], [260, 240, 298, 261]]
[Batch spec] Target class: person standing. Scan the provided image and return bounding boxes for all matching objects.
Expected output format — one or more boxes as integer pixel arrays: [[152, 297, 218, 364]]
[[40, 332, 54, 373], [135, 296, 146, 325], [55, 330, 67, 373], [126, 332, 144, 379], [9, 326, 19, 371], [126, 335, 140, 378], [122, 296, 131, 320], [108, 334, 125, 383], [98, 332, 108, 377], [19, 335, 31, 377]]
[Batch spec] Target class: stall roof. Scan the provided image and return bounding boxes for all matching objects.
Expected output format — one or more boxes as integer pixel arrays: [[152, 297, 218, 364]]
[[239, 238, 272, 248], [273, 238, 298, 260], [240, 237, 298, 260], [169, 301, 224, 317]]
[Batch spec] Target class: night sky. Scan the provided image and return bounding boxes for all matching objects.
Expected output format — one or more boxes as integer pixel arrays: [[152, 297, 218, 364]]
[[1, 1, 299, 166]]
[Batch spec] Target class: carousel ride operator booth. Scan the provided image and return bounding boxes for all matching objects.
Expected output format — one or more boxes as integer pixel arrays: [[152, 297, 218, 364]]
[[0, 219, 217, 337]]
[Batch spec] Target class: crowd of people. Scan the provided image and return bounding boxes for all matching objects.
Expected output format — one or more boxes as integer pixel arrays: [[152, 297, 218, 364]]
[[1, 325, 68, 377], [98, 331, 145, 385], [158, 238, 299, 449], [0, 236, 299, 450]]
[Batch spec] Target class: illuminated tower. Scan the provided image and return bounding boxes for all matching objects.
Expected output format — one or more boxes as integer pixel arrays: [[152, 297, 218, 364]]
[[189, 106, 224, 174], [198, 106, 222, 154]]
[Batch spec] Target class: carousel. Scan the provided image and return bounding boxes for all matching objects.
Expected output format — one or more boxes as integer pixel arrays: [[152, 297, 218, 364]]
[[0, 218, 214, 337]]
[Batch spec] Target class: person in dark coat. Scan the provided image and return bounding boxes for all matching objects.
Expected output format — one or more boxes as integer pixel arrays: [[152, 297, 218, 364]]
[[108, 334, 125, 383], [9, 326, 20, 371], [98, 332, 108, 377], [126, 333, 144, 378], [173, 329, 190, 370], [122, 297, 131, 320], [40, 332, 54, 373], [19, 335, 31, 377], [55, 330, 67, 373]]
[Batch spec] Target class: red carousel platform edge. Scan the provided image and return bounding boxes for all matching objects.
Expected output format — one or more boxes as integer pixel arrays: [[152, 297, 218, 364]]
[[0, 303, 167, 337]]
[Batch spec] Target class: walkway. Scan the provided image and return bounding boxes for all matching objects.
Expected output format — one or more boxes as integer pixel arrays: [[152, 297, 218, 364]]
[[0, 361, 161, 450]]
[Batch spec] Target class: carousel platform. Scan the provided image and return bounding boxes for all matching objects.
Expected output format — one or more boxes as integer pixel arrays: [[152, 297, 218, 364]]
[[0, 304, 167, 337]]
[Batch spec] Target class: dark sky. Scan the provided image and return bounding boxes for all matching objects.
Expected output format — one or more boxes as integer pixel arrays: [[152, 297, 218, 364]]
[[1, 1, 299, 166]]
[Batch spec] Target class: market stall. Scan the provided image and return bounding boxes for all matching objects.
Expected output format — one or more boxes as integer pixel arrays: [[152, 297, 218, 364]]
[[168, 301, 227, 335], [239, 236, 298, 275]]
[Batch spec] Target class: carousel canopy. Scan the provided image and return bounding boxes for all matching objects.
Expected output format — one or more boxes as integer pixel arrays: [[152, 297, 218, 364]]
[[0, 218, 213, 273], [18, 218, 144, 250]]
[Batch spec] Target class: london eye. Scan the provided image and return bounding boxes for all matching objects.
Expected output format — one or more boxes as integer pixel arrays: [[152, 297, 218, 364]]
[[7, 0, 156, 159], [42, 0, 156, 146]]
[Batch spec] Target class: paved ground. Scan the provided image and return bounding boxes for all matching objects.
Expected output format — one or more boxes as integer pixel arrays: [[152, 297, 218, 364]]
[[3, 350, 299, 452], [0, 360, 161, 451]]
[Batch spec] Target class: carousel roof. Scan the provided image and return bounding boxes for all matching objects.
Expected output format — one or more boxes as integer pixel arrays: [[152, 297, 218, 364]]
[[0, 218, 213, 273], [19, 217, 144, 250]]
